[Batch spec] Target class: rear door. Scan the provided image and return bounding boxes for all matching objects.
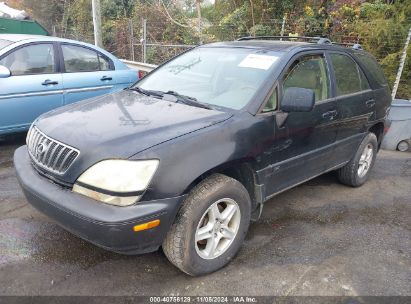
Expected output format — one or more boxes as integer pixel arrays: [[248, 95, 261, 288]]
[[328, 51, 374, 163], [59, 43, 117, 105], [263, 51, 340, 196], [0, 42, 63, 134], [352, 51, 391, 125]]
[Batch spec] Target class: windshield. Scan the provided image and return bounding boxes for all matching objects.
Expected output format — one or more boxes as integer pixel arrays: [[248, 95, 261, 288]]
[[0, 39, 12, 51], [136, 47, 283, 110]]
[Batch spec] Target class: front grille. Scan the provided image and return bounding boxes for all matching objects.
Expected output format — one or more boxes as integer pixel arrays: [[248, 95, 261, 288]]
[[27, 126, 79, 175]]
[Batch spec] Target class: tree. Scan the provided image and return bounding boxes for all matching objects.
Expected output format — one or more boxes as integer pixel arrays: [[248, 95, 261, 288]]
[[10, 0, 411, 98], [22, 0, 67, 33]]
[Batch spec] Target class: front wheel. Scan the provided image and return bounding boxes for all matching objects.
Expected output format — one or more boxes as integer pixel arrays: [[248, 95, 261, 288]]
[[337, 132, 378, 187], [162, 174, 251, 276]]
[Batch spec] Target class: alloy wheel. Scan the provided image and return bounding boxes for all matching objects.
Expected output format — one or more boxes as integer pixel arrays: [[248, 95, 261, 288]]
[[195, 198, 241, 260], [358, 143, 373, 178]]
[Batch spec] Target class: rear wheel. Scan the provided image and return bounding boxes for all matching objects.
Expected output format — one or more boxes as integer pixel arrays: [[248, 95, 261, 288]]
[[397, 140, 409, 152], [162, 174, 251, 276], [337, 132, 378, 187]]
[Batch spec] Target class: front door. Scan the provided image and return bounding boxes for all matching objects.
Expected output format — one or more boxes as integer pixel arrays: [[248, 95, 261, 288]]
[[0, 43, 63, 134], [265, 52, 340, 196]]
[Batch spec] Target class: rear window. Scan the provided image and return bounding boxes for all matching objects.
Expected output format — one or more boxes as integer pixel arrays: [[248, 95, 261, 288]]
[[61, 44, 112, 72], [0, 39, 12, 51], [353, 52, 388, 86]]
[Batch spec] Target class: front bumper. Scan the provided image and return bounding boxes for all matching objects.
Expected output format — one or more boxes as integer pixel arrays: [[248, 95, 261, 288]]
[[14, 146, 185, 255]]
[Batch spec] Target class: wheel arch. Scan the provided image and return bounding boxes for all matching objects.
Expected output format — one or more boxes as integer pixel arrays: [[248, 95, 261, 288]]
[[368, 122, 385, 149], [183, 158, 260, 212]]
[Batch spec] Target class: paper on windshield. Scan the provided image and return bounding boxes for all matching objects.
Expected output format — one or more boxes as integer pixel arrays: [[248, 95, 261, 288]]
[[238, 54, 278, 70]]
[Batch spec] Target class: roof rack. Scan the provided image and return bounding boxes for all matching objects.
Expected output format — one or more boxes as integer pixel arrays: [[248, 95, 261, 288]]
[[237, 36, 331, 43], [236, 36, 362, 50], [352, 43, 363, 50]]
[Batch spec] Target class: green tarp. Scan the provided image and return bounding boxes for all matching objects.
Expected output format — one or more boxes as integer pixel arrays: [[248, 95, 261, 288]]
[[0, 17, 48, 35]]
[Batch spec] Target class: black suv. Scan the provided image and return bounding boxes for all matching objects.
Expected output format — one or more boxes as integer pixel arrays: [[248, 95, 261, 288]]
[[14, 37, 391, 276]]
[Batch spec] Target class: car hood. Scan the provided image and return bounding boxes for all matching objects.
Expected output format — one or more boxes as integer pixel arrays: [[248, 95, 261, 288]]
[[35, 90, 232, 179]]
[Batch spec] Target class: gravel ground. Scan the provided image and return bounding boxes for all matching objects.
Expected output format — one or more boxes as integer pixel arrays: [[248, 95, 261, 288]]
[[0, 133, 410, 296]]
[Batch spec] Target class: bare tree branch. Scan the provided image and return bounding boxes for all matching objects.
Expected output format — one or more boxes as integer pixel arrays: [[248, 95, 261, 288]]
[[158, 0, 190, 28]]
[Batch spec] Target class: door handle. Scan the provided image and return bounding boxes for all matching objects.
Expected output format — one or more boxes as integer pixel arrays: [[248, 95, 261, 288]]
[[366, 99, 375, 108], [322, 110, 338, 120], [100, 76, 112, 81], [42, 79, 58, 86]]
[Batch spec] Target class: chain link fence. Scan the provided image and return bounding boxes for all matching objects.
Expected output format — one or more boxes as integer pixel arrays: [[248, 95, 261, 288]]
[[51, 14, 408, 98]]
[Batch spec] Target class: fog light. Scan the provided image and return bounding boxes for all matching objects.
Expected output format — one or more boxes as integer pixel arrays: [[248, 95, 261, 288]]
[[133, 219, 160, 232]]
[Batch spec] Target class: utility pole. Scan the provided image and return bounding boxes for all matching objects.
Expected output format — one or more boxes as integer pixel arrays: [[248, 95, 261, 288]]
[[196, 0, 202, 44], [250, 0, 255, 35], [92, 0, 103, 47], [280, 14, 287, 41], [392, 26, 411, 100], [129, 19, 135, 61], [141, 19, 147, 63]]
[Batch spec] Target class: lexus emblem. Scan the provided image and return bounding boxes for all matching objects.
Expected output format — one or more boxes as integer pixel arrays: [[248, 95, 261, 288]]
[[36, 143, 47, 157]]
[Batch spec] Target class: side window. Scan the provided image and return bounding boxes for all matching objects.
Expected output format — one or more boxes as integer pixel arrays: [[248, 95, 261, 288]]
[[0, 44, 55, 76], [353, 52, 388, 86], [359, 67, 371, 91], [62, 44, 112, 72], [98, 54, 111, 71], [330, 53, 370, 96], [263, 88, 277, 112], [283, 54, 330, 102]]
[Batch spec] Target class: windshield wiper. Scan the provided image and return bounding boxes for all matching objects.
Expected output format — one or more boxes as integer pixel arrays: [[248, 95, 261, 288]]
[[163, 91, 212, 110], [127, 86, 164, 98], [128, 87, 212, 110]]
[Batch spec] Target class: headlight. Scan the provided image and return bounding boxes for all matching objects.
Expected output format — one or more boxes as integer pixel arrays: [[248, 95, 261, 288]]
[[72, 159, 159, 206]]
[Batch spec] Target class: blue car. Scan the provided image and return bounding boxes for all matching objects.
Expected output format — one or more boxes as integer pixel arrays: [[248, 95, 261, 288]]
[[0, 34, 138, 136]]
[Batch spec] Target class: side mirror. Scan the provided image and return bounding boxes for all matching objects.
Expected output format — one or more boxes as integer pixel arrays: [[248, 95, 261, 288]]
[[0, 65, 11, 78], [281, 87, 315, 112]]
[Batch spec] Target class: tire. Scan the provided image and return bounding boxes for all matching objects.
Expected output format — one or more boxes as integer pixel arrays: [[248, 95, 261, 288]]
[[162, 173, 251, 276], [397, 140, 409, 152], [337, 132, 378, 187]]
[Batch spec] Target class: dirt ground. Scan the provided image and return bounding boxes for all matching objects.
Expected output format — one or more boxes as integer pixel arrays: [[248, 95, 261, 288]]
[[0, 134, 410, 296]]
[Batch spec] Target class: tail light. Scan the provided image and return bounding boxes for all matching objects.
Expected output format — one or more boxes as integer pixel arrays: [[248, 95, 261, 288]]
[[138, 70, 145, 79], [384, 121, 391, 134]]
